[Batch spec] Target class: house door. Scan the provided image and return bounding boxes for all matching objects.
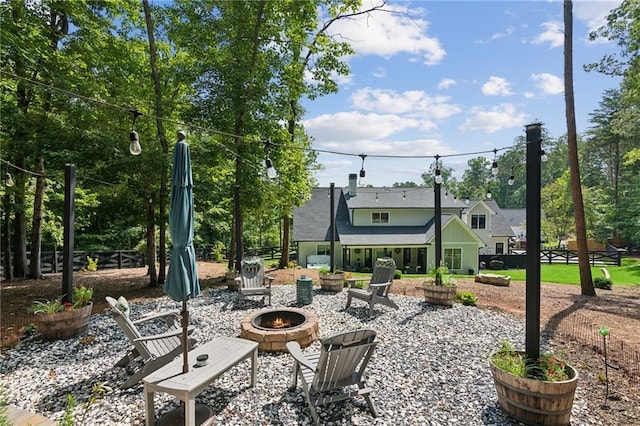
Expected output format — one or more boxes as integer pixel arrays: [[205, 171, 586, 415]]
[[343, 248, 351, 269], [403, 248, 412, 272], [364, 248, 373, 270], [417, 247, 426, 274]]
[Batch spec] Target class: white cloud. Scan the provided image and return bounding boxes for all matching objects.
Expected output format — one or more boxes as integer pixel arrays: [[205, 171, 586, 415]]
[[532, 21, 563, 48], [531, 73, 563, 95], [349, 88, 462, 119], [326, 4, 446, 65], [475, 26, 516, 44], [372, 67, 386, 78], [482, 76, 514, 96], [574, 0, 622, 35], [524, 91, 536, 99], [437, 78, 456, 89], [303, 111, 421, 141], [459, 104, 528, 133]]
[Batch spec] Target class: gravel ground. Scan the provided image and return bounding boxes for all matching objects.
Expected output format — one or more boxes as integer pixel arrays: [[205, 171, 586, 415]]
[[0, 285, 606, 425]]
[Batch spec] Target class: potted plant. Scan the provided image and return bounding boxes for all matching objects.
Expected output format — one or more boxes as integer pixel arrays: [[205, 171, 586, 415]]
[[422, 264, 457, 306], [318, 266, 344, 292], [489, 340, 578, 425], [29, 286, 94, 340]]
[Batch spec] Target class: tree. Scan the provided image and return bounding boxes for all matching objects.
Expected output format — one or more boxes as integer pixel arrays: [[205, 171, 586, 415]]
[[541, 171, 574, 246], [564, 0, 595, 296]]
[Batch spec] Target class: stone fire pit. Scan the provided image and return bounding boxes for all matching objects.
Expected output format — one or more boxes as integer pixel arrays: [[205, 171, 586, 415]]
[[240, 307, 319, 352]]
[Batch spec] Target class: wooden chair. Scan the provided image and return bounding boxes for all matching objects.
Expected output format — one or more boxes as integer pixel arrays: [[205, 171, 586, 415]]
[[105, 296, 196, 389], [286, 329, 379, 425], [235, 256, 274, 306], [345, 257, 398, 316]]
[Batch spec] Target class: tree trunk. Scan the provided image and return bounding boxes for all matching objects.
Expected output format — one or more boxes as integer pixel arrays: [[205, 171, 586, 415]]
[[142, 0, 169, 285], [12, 156, 28, 278], [146, 198, 158, 286], [29, 157, 45, 278], [564, 0, 596, 296]]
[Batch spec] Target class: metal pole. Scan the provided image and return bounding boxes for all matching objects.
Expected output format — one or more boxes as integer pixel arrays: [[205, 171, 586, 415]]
[[525, 123, 542, 360], [62, 164, 75, 304], [234, 184, 242, 272], [329, 183, 335, 271], [434, 164, 442, 284]]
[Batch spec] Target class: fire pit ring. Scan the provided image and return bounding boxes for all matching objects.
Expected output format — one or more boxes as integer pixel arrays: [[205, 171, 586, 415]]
[[240, 308, 319, 352]]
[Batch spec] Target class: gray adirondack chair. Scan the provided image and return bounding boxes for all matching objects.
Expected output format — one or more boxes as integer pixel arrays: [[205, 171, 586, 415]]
[[235, 256, 274, 306], [105, 296, 196, 389], [286, 328, 379, 425], [345, 257, 398, 316]]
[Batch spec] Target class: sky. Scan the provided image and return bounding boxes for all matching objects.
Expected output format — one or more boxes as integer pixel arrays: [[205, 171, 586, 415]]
[[301, 0, 623, 188]]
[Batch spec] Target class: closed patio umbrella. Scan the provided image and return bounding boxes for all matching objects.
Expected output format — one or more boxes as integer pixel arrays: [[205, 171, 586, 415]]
[[165, 131, 200, 374]]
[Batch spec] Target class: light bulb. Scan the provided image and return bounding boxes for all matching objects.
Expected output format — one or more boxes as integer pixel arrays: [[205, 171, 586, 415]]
[[5, 172, 14, 187], [434, 169, 443, 184], [491, 161, 498, 176], [265, 158, 277, 179], [486, 190, 492, 199], [375, 192, 379, 202], [540, 150, 548, 162], [360, 168, 365, 178], [508, 175, 515, 186], [129, 131, 142, 155]]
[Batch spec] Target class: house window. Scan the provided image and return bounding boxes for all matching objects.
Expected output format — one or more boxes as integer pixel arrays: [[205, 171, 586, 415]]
[[317, 244, 330, 255], [444, 248, 462, 270], [496, 242, 504, 255], [372, 212, 389, 223], [471, 214, 486, 229]]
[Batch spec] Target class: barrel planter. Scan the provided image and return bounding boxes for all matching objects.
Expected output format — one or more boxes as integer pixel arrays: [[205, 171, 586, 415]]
[[490, 353, 579, 426], [319, 272, 344, 292], [35, 302, 93, 340], [422, 283, 456, 307], [227, 271, 240, 291]]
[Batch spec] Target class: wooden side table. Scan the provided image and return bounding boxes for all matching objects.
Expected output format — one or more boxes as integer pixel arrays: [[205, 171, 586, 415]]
[[143, 336, 258, 426]]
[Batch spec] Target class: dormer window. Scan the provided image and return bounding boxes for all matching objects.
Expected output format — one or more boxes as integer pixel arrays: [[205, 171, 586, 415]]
[[471, 214, 486, 229], [372, 212, 389, 223]]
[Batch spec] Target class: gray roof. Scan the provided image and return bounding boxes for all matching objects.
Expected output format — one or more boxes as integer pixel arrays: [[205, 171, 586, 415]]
[[483, 200, 517, 237], [502, 208, 527, 228], [344, 187, 461, 209], [292, 187, 345, 242]]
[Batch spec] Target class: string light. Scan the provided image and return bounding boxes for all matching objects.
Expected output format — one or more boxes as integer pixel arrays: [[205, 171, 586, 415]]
[[5, 172, 14, 187], [491, 148, 499, 176], [508, 167, 515, 186], [129, 109, 143, 156]]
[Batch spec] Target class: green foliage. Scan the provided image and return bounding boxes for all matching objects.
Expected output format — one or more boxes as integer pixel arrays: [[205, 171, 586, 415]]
[[318, 266, 330, 275], [86, 256, 98, 272], [393, 269, 402, 279], [22, 323, 36, 337], [72, 286, 94, 308], [593, 276, 613, 290], [491, 341, 570, 382], [58, 394, 76, 426], [456, 291, 477, 306], [29, 296, 65, 314], [431, 264, 456, 287]]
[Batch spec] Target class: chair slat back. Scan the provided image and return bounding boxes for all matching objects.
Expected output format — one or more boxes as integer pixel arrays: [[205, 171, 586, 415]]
[[313, 329, 377, 392], [369, 257, 396, 296], [240, 256, 266, 290]]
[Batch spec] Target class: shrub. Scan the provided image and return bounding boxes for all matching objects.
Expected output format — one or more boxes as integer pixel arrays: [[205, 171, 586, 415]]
[[86, 256, 98, 272], [456, 290, 477, 306], [394, 269, 402, 279], [594, 276, 612, 290]]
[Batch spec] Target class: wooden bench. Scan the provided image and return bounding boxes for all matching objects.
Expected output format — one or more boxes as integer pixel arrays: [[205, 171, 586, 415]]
[[143, 336, 258, 426]]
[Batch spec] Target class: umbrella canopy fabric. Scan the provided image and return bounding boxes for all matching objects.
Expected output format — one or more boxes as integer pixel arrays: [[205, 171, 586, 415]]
[[165, 139, 200, 302]]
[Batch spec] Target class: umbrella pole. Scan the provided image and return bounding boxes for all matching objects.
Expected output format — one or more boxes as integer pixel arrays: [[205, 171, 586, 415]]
[[181, 300, 189, 374]]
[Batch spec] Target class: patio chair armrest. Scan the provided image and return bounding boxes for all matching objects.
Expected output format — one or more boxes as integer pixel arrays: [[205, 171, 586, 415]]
[[132, 310, 180, 326], [234, 276, 241, 284], [369, 281, 392, 289], [265, 276, 275, 287], [134, 325, 195, 343], [286, 341, 316, 372]]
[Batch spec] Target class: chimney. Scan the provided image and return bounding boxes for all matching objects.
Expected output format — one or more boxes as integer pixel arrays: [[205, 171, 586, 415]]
[[348, 173, 357, 196]]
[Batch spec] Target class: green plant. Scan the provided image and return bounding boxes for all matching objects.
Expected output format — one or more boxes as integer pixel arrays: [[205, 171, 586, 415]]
[[431, 264, 456, 286], [456, 290, 477, 306], [318, 266, 330, 275], [599, 325, 610, 402], [22, 323, 36, 337], [490, 340, 570, 382], [29, 286, 93, 314], [86, 256, 98, 272], [29, 295, 66, 314], [72, 286, 93, 308], [594, 276, 612, 290], [393, 269, 402, 279]]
